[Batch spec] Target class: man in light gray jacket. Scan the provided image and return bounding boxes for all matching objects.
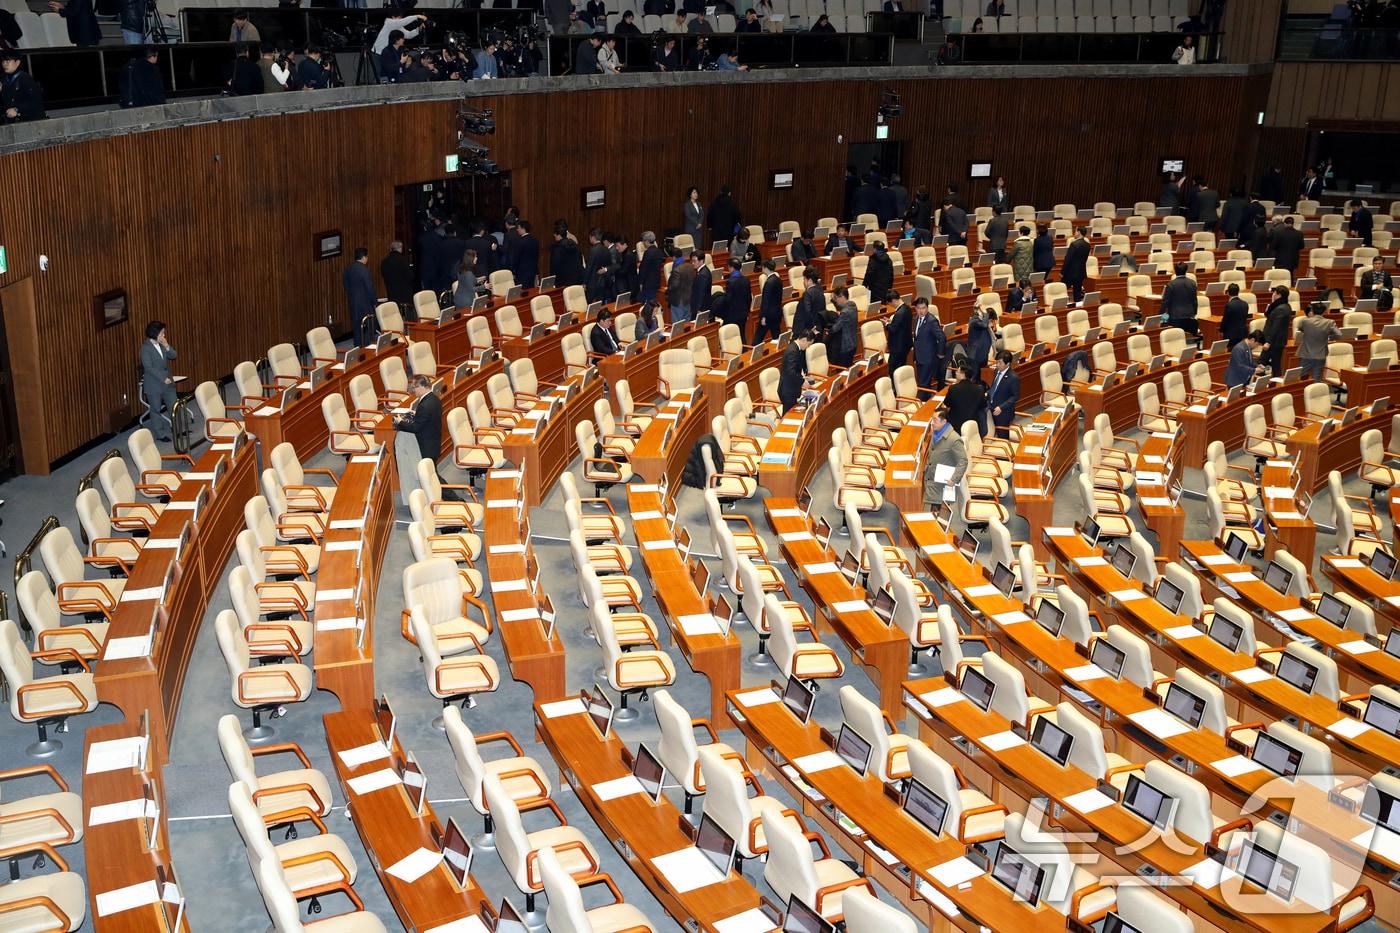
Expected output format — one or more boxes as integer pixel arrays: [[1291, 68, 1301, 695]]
[[922, 406, 968, 511], [140, 320, 178, 442]]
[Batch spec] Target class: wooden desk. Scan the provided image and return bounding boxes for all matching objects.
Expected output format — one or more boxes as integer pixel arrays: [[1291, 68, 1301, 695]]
[[595, 323, 719, 416], [533, 697, 766, 933], [884, 399, 938, 514], [1177, 378, 1309, 466], [764, 500, 907, 719], [1075, 349, 1228, 435], [246, 346, 400, 463], [1258, 457, 1317, 569], [1130, 428, 1186, 559], [371, 360, 504, 463], [759, 361, 885, 500], [501, 370, 605, 509], [1287, 403, 1393, 494], [1010, 406, 1082, 561], [630, 387, 707, 488], [1340, 363, 1400, 408], [323, 710, 492, 932], [627, 486, 741, 727], [1319, 553, 1400, 635]]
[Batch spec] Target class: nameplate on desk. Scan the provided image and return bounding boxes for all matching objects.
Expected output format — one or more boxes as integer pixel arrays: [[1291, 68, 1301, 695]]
[[760, 452, 791, 465], [1263, 486, 1294, 498], [500, 608, 541, 623], [632, 484, 658, 493], [1129, 708, 1189, 739], [1074, 556, 1108, 568], [592, 775, 647, 801], [678, 613, 722, 636], [1229, 666, 1271, 685], [96, 880, 162, 917], [965, 584, 1000, 598], [424, 917, 491, 933], [1111, 589, 1147, 602], [643, 540, 676, 551], [1163, 624, 1202, 641], [631, 510, 663, 521], [89, 797, 158, 826], [102, 634, 153, 661], [493, 579, 528, 592], [1064, 787, 1116, 814], [1045, 526, 1075, 536], [1339, 639, 1378, 655], [832, 600, 870, 614], [337, 740, 391, 768], [979, 730, 1025, 752], [166, 500, 198, 511], [652, 846, 728, 893], [316, 588, 355, 602], [386, 847, 444, 883], [330, 518, 365, 530], [734, 688, 780, 708], [803, 562, 839, 575], [920, 687, 962, 708], [1222, 571, 1259, 585], [915, 877, 961, 918], [1134, 472, 1164, 485], [488, 544, 527, 555], [325, 540, 361, 553], [793, 750, 843, 773], [86, 736, 147, 775], [540, 698, 587, 719], [993, 610, 1031, 625], [1198, 553, 1234, 565], [346, 768, 401, 796], [906, 512, 934, 522], [770, 508, 803, 518], [314, 617, 357, 632], [1066, 663, 1107, 682], [928, 855, 983, 887], [715, 909, 779, 933]]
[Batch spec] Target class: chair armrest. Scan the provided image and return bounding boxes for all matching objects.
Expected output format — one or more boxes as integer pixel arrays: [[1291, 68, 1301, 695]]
[[526, 839, 598, 889], [28, 648, 91, 671], [36, 626, 104, 657], [813, 877, 874, 919], [1208, 816, 1253, 853], [474, 730, 526, 756], [691, 718, 721, 745], [1224, 720, 1265, 740], [1069, 879, 1114, 923], [1335, 884, 1374, 933], [0, 841, 66, 871], [251, 742, 313, 769], [958, 802, 1009, 840], [0, 763, 67, 792], [237, 668, 303, 705]]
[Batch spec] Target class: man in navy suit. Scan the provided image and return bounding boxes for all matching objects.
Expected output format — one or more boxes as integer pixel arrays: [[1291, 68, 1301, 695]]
[[690, 251, 713, 319], [637, 231, 665, 302], [912, 298, 945, 398], [987, 350, 1021, 438], [752, 260, 784, 345], [509, 219, 539, 288]]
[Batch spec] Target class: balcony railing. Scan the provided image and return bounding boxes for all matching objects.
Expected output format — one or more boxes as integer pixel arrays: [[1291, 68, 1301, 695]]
[[1276, 17, 1400, 61], [958, 29, 1219, 64]]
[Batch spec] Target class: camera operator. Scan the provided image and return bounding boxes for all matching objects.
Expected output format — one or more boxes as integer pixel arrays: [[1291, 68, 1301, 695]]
[[653, 35, 680, 70], [687, 35, 713, 68], [379, 30, 409, 81], [297, 44, 330, 88], [272, 45, 296, 89], [471, 36, 498, 78], [438, 43, 468, 79], [373, 12, 425, 55]]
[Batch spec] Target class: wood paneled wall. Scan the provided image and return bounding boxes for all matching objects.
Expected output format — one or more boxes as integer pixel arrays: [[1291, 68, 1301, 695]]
[[1220, 0, 1284, 63], [1265, 62, 1400, 127], [0, 71, 1269, 467]]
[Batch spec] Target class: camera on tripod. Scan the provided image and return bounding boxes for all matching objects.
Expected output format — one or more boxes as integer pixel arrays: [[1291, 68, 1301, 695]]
[[459, 108, 495, 135]]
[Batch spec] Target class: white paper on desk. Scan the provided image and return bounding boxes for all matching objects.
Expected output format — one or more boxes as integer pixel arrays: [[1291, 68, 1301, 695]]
[[774, 430, 799, 439], [980, 730, 1026, 752], [493, 579, 528, 592], [102, 634, 152, 661], [1340, 639, 1379, 655], [993, 610, 1031, 625], [96, 880, 161, 917], [793, 750, 844, 773], [908, 420, 930, 428], [253, 405, 280, 416], [211, 443, 235, 452], [1272, 511, 1304, 520], [425, 916, 491, 933], [592, 775, 647, 801], [316, 587, 354, 602], [1112, 589, 1147, 602], [929, 856, 983, 887], [629, 510, 663, 522], [890, 454, 917, 463], [120, 586, 163, 603], [1263, 486, 1294, 498], [1230, 667, 1271, 685], [965, 584, 1000, 598], [893, 471, 915, 481], [770, 508, 803, 518], [347, 768, 402, 796], [1328, 717, 1374, 739], [653, 846, 727, 893], [86, 736, 146, 775], [1386, 595, 1400, 608], [656, 412, 678, 421], [540, 698, 587, 719], [1142, 455, 1164, 465], [920, 687, 962, 708], [501, 608, 541, 623], [1135, 472, 1164, 485], [351, 454, 380, 463], [1276, 607, 1316, 623], [1045, 526, 1076, 536], [1199, 553, 1234, 565], [1180, 857, 1238, 890], [338, 740, 391, 768], [89, 797, 158, 826], [643, 540, 676, 551], [924, 543, 956, 554], [330, 518, 365, 530], [1165, 624, 1203, 640], [1139, 497, 1173, 507], [632, 484, 658, 494], [1067, 663, 1108, 682], [1223, 571, 1258, 584], [1129, 708, 1190, 739], [780, 531, 814, 542], [915, 878, 961, 918], [325, 540, 361, 553], [1075, 556, 1109, 568], [833, 600, 870, 614], [488, 544, 527, 555], [143, 537, 179, 549], [715, 908, 778, 933], [1266, 459, 1291, 468], [1212, 754, 1262, 778], [1023, 446, 1044, 455], [1013, 486, 1042, 496], [487, 499, 523, 509], [1064, 787, 1116, 814], [1330, 557, 1364, 568], [315, 617, 357, 632], [386, 847, 444, 883], [524, 409, 548, 421], [735, 688, 780, 708], [804, 562, 839, 575], [678, 613, 721, 636]]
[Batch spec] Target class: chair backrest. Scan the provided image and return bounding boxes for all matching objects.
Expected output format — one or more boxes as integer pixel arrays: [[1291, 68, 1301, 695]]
[[539, 846, 591, 933], [1281, 641, 1339, 701], [76, 487, 112, 544], [38, 526, 86, 587], [403, 556, 465, 628], [408, 341, 439, 378], [214, 609, 251, 695], [761, 808, 819, 908], [229, 779, 278, 871], [442, 705, 488, 812], [1104, 624, 1153, 688], [1267, 721, 1333, 791], [1053, 701, 1109, 780], [697, 744, 757, 856], [306, 326, 336, 364], [1140, 758, 1212, 847], [380, 355, 408, 394], [194, 380, 227, 424], [981, 652, 1032, 725], [267, 343, 299, 381], [838, 685, 902, 782], [659, 348, 697, 395], [509, 358, 542, 397], [255, 853, 310, 933], [1035, 316, 1060, 344], [843, 888, 916, 933]]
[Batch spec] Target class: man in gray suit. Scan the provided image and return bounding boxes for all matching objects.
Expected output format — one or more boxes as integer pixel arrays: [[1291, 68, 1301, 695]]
[[922, 406, 968, 510], [140, 320, 178, 442]]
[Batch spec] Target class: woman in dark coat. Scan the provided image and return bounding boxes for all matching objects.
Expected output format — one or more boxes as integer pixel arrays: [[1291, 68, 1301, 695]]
[[1031, 225, 1055, 275]]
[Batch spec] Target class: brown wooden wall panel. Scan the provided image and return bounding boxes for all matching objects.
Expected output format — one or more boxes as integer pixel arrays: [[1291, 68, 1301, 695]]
[[1266, 62, 1400, 127], [1221, 0, 1284, 63], [0, 72, 1269, 466]]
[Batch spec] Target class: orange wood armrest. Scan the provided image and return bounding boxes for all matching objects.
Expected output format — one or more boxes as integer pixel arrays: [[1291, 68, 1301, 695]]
[[1069, 879, 1114, 922], [27, 648, 91, 671], [0, 763, 67, 791], [435, 656, 497, 695], [0, 806, 76, 842], [958, 802, 1009, 839], [575, 872, 626, 905], [251, 742, 312, 768], [236, 668, 301, 705], [813, 878, 874, 919], [526, 840, 597, 889], [0, 841, 67, 870], [0, 895, 70, 929], [245, 623, 305, 657], [1208, 816, 1252, 852], [36, 626, 103, 656], [474, 730, 525, 756], [1224, 720, 1264, 739], [1104, 761, 1143, 780], [259, 804, 328, 833], [1336, 884, 1374, 933]]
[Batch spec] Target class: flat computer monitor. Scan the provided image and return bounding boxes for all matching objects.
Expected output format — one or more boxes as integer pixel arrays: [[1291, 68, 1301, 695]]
[[1361, 786, 1400, 833], [957, 530, 979, 562], [695, 812, 737, 878], [1121, 774, 1174, 829], [692, 557, 711, 599], [871, 586, 897, 626], [1030, 716, 1075, 767], [902, 779, 949, 837], [1363, 694, 1400, 739], [442, 816, 474, 889], [960, 666, 996, 711], [839, 550, 861, 584], [783, 894, 836, 933], [1251, 732, 1303, 779], [1081, 519, 1102, 548], [1155, 577, 1185, 615], [991, 562, 1017, 597], [834, 724, 873, 776], [1223, 532, 1249, 563], [1163, 683, 1208, 729], [1276, 653, 1318, 694], [1103, 913, 1145, 933], [712, 594, 734, 637], [402, 753, 427, 815], [990, 846, 1048, 906], [936, 502, 955, 531], [1110, 546, 1137, 579], [374, 694, 396, 749], [1387, 629, 1400, 660], [1369, 548, 1398, 581], [587, 684, 614, 738], [1207, 614, 1245, 652], [1239, 840, 1300, 902], [1090, 638, 1126, 679], [781, 676, 816, 724], [1262, 561, 1294, 595], [814, 517, 833, 549], [1035, 600, 1066, 637], [1316, 593, 1351, 628], [494, 899, 528, 933], [632, 744, 667, 803]]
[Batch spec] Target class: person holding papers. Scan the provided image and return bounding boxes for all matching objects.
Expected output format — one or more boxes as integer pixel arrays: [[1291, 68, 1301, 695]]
[[394, 375, 441, 461], [922, 406, 967, 510]]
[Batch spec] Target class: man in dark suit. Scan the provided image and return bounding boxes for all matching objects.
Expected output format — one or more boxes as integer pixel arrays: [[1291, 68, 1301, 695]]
[[1059, 227, 1091, 301], [296, 45, 330, 89], [1191, 179, 1220, 230], [939, 199, 968, 246], [885, 292, 912, 375], [549, 222, 584, 286], [381, 241, 415, 310], [1, 50, 45, 123], [1159, 262, 1199, 335], [793, 267, 825, 336], [778, 330, 814, 412], [395, 375, 442, 461], [1032, 225, 1055, 275], [1220, 284, 1248, 347], [987, 350, 1020, 438], [1271, 217, 1304, 273], [789, 231, 819, 264], [984, 208, 1009, 260], [1219, 188, 1247, 239], [379, 30, 408, 81], [721, 257, 750, 329], [584, 228, 611, 302], [509, 220, 539, 289], [140, 320, 178, 442], [943, 363, 987, 437], [342, 247, 377, 346], [752, 260, 784, 345], [851, 174, 880, 219], [707, 187, 741, 247], [1360, 256, 1394, 311], [120, 47, 166, 107], [464, 222, 498, 276], [1298, 167, 1322, 201], [1348, 200, 1374, 247], [637, 231, 664, 303], [1224, 331, 1264, 387], [912, 298, 945, 398], [690, 252, 713, 319], [590, 309, 621, 356], [824, 224, 854, 255], [864, 242, 894, 299]]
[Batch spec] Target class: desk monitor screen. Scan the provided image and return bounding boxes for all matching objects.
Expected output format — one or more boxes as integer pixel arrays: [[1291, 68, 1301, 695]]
[[1103, 912, 1145, 933], [1276, 653, 1318, 694], [1387, 629, 1400, 660], [781, 675, 816, 724], [990, 846, 1047, 906], [1251, 732, 1303, 779], [902, 779, 949, 837], [712, 594, 734, 637], [696, 812, 736, 878], [1262, 561, 1294, 595], [1036, 600, 1066, 637], [692, 557, 711, 601], [1122, 774, 1174, 829], [1207, 614, 1244, 653], [871, 586, 897, 626], [1239, 840, 1299, 902], [374, 694, 396, 750], [403, 752, 427, 815], [936, 502, 955, 531], [1362, 787, 1400, 833], [1090, 638, 1127, 680], [494, 899, 528, 933], [961, 666, 996, 711], [1363, 694, 1400, 739], [1223, 532, 1249, 563], [1155, 577, 1185, 615], [968, 161, 992, 179], [1163, 683, 1207, 729], [1110, 545, 1138, 579], [991, 562, 1017, 597], [1081, 519, 1102, 548], [783, 894, 835, 933], [813, 517, 833, 549], [442, 816, 474, 889], [632, 744, 666, 804], [957, 530, 979, 562], [1369, 548, 1398, 581], [839, 550, 861, 584], [1316, 593, 1351, 628], [835, 724, 873, 776], [1030, 716, 1074, 767], [587, 683, 614, 739]]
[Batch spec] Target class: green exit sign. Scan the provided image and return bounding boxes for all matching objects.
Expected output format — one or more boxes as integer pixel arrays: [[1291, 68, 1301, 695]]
[[445, 154, 460, 173], [0, 246, 7, 275]]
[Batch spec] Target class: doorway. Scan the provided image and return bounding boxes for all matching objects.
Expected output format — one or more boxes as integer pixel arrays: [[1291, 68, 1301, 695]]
[[846, 140, 905, 182], [393, 171, 516, 277], [0, 279, 36, 478]]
